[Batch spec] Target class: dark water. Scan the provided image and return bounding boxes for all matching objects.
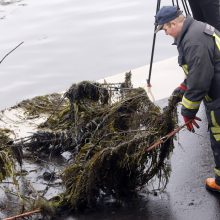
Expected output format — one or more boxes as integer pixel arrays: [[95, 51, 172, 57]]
[[0, 0, 178, 110]]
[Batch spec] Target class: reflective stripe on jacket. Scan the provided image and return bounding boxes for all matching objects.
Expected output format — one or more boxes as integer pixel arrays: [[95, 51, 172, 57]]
[[175, 16, 220, 118]]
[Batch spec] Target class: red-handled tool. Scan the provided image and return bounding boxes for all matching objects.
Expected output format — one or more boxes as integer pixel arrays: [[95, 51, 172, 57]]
[[145, 120, 191, 152]]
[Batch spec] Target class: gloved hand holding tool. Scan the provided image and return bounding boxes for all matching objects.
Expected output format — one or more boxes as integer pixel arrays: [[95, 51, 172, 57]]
[[172, 83, 187, 97], [171, 83, 187, 105], [182, 115, 201, 133]]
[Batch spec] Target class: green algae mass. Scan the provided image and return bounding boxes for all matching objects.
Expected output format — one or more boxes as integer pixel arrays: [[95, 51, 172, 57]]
[[3, 73, 178, 217]]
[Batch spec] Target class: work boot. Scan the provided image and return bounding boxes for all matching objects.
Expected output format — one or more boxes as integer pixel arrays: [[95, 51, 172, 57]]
[[206, 178, 220, 192]]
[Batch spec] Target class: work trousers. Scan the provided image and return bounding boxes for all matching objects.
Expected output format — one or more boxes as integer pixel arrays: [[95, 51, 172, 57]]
[[210, 133, 220, 185], [206, 102, 220, 185], [188, 0, 220, 31]]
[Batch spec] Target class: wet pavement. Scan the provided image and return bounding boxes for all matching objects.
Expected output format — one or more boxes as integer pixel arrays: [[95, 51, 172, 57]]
[[66, 101, 220, 220], [164, 103, 220, 220]]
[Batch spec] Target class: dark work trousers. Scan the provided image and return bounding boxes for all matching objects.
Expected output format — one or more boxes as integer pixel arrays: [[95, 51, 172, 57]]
[[205, 104, 220, 185], [210, 133, 220, 185], [188, 0, 220, 31]]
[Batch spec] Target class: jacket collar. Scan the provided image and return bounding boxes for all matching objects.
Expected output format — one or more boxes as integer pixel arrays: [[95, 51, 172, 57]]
[[174, 15, 194, 45]]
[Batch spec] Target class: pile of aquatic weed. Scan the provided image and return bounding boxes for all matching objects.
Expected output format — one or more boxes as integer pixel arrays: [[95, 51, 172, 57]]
[[0, 128, 22, 182], [7, 73, 179, 217], [15, 93, 68, 118]]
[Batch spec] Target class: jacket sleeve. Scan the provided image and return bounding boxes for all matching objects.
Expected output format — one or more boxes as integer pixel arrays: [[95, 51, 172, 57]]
[[181, 43, 214, 118]]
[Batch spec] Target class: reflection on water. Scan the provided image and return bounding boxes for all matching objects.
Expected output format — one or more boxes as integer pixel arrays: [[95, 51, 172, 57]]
[[0, 0, 176, 110], [0, 0, 22, 6], [58, 192, 173, 220], [0, 0, 26, 20]]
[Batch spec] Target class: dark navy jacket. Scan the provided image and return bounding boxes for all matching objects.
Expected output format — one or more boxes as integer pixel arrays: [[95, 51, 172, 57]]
[[175, 16, 220, 117]]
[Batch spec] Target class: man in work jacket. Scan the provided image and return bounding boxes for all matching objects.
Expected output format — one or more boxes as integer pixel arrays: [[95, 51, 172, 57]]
[[188, 0, 220, 31], [155, 6, 220, 192]]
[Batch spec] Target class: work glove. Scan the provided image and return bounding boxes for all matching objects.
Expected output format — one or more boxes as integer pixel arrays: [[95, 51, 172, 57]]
[[182, 115, 202, 133], [170, 84, 187, 105], [172, 84, 187, 98]]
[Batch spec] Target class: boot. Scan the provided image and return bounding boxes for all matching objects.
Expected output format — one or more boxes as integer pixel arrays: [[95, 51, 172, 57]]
[[206, 178, 220, 192]]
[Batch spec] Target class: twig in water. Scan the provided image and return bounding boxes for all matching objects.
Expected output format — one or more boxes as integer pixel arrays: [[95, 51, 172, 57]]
[[3, 209, 41, 220], [0, 41, 24, 64]]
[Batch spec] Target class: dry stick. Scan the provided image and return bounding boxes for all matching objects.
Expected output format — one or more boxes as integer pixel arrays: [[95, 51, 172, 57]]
[[146, 121, 191, 152], [3, 209, 41, 220], [0, 41, 24, 64]]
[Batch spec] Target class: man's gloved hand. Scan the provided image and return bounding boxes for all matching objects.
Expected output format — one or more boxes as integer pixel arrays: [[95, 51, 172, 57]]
[[171, 84, 187, 105], [182, 115, 202, 133], [172, 84, 187, 97]]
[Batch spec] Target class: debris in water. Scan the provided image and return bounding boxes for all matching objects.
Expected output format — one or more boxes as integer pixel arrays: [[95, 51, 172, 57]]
[[0, 72, 179, 218]]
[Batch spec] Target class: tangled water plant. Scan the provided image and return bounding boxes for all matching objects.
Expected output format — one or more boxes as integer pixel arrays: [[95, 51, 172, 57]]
[[0, 129, 22, 182], [1, 72, 179, 218]]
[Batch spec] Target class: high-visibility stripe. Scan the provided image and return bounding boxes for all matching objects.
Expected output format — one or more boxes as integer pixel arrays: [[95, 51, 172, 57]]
[[210, 111, 220, 141], [214, 167, 220, 177], [213, 33, 220, 51], [205, 95, 212, 102], [182, 64, 189, 75], [211, 127, 220, 134], [211, 111, 220, 127], [214, 134, 220, 141], [181, 96, 201, 110]]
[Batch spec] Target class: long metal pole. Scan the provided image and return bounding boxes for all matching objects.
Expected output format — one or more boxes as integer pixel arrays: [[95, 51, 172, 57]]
[[176, 0, 180, 9], [182, 0, 191, 15], [147, 0, 161, 86], [181, 0, 188, 15]]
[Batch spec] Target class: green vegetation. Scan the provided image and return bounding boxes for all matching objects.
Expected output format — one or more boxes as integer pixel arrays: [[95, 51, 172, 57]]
[[0, 73, 179, 217]]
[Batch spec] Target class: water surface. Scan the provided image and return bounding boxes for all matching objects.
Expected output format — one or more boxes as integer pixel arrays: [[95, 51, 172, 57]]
[[0, 0, 177, 109]]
